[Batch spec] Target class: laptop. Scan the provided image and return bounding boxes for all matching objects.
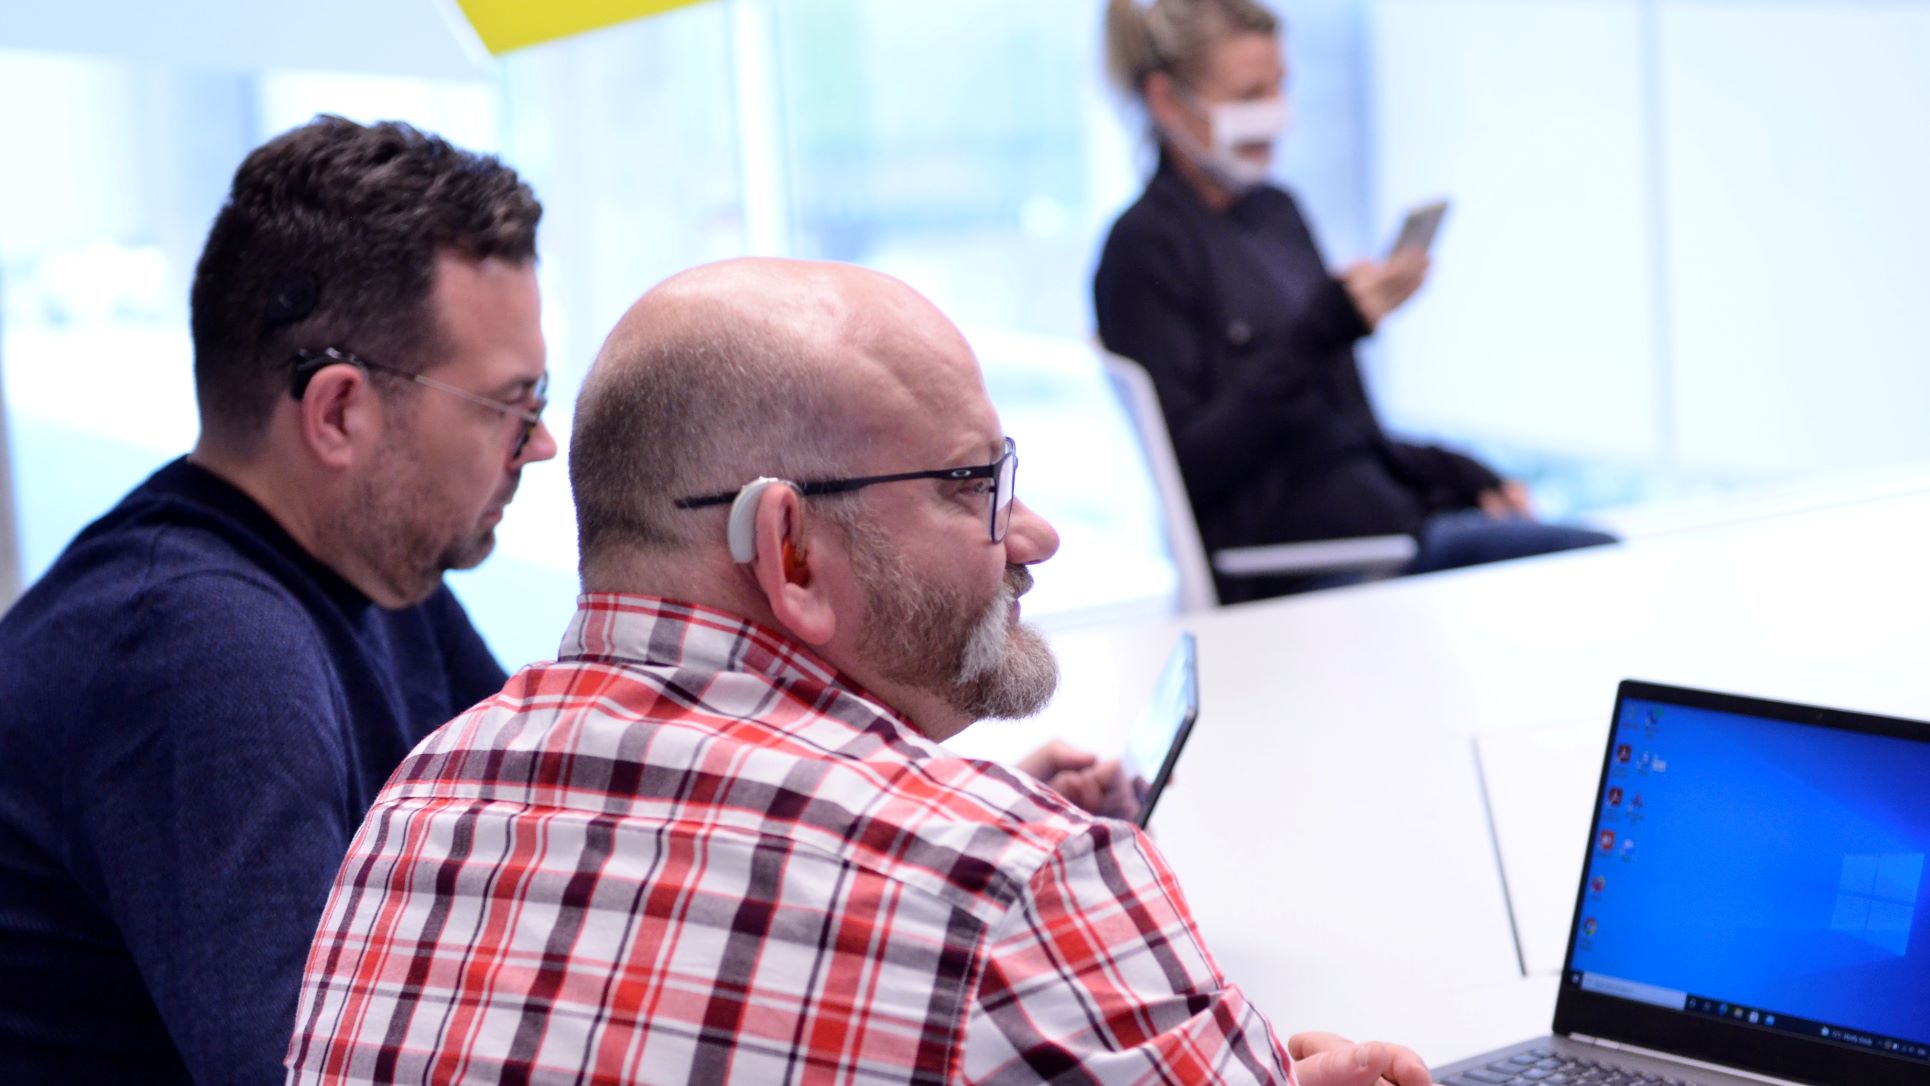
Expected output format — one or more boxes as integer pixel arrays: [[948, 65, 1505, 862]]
[[1117, 631, 1199, 828], [1433, 679, 1930, 1086]]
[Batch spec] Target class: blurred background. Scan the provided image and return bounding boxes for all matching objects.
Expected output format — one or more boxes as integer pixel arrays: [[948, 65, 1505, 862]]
[[5, 0, 1930, 667]]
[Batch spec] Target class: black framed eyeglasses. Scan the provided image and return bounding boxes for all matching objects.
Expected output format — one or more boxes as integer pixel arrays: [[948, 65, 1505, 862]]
[[676, 436, 1020, 542], [292, 347, 548, 459]]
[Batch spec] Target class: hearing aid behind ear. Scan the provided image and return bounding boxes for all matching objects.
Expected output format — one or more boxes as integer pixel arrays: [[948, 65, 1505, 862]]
[[727, 477, 801, 563]]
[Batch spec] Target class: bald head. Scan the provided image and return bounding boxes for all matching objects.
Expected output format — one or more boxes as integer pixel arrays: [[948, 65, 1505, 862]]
[[571, 258, 992, 585]]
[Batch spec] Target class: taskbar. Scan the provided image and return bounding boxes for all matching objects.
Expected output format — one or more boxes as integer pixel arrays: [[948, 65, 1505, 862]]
[[1679, 992, 1930, 1066], [1564, 973, 1930, 1067]]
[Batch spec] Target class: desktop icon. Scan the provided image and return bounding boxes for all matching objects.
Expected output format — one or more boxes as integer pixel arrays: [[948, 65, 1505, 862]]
[[1651, 756, 1668, 773], [1591, 875, 1606, 894], [1631, 793, 1645, 809], [1621, 837, 1637, 857], [1638, 750, 1654, 770], [1583, 917, 1598, 937], [1599, 830, 1617, 852], [1749, 1011, 1760, 1024], [1607, 787, 1624, 807], [1616, 744, 1632, 764]]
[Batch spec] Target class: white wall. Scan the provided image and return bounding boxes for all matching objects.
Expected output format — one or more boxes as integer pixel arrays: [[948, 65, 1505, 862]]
[[1368, 0, 1663, 465], [1365, 0, 1930, 483], [1660, 3, 1930, 477], [0, 273, 17, 608]]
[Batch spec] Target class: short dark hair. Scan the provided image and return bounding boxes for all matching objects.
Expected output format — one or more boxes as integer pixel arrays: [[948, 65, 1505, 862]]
[[189, 115, 542, 440]]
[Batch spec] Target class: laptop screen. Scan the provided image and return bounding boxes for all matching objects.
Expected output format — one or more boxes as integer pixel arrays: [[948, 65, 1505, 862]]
[[1559, 683, 1930, 1074]]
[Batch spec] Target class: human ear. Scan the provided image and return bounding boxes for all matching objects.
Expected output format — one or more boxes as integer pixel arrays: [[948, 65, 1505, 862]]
[[1144, 71, 1189, 136], [745, 483, 836, 646], [295, 366, 370, 470]]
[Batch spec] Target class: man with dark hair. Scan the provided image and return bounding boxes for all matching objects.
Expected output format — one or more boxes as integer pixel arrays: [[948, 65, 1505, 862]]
[[286, 258, 1429, 1086], [0, 116, 554, 1083]]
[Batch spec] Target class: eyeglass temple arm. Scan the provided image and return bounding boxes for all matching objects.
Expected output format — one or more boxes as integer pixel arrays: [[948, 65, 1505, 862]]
[[675, 465, 996, 510]]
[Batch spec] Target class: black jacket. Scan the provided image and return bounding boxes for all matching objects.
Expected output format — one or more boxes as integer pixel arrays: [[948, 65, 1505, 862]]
[[1094, 155, 1500, 576]]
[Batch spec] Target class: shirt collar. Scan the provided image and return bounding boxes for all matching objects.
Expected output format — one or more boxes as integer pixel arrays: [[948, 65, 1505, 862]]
[[560, 593, 846, 687], [559, 593, 933, 744], [1150, 145, 1271, 220]]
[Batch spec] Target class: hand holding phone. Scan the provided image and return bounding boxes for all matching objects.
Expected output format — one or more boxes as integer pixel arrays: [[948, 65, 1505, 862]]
[[1340, 256, 1428, 329]]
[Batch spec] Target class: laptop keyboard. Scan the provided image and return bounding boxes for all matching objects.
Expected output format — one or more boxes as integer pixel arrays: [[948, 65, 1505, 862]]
[[1441, 1047, 1711, 1085]]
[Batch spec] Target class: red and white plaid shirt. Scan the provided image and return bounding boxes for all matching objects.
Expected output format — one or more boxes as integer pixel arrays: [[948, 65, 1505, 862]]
[[287, 594, 1294, 1084]]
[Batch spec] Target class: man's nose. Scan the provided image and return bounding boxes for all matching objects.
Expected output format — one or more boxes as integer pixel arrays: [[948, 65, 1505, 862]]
[[516, 418, 559, 465], [1003, 498, 1060, 565]]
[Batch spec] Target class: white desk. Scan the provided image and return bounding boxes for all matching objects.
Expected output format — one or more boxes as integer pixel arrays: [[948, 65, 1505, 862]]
[[950, 485, 1930, 1066]]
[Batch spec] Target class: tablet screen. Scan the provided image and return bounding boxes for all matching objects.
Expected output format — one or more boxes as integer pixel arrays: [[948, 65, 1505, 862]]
[[1121, 632, 1200, 828]]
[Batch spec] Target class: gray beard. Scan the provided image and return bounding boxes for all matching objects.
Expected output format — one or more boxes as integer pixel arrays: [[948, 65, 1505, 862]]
[[846, 520, 1058, 722]]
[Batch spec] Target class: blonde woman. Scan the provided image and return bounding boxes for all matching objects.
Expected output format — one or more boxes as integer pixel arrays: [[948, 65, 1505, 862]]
[[1096, 0, 1611, 602]]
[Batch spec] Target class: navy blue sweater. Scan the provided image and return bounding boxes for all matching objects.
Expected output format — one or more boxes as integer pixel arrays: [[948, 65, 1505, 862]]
[[0, 458, 507, 1084]]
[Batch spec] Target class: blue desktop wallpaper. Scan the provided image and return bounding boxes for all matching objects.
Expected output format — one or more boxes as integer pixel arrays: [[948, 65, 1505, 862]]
[[1568, 697, 1930, 1045]]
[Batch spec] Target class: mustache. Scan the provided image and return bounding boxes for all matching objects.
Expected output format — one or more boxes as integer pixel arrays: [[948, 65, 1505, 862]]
[[1004, 565, 1033, 600]]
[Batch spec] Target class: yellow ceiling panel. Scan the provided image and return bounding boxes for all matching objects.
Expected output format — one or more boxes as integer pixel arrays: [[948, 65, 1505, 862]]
[[455, 0, 713, 55]]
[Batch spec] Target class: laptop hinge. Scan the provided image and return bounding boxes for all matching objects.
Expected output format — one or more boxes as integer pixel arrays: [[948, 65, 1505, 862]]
[[1562, 1033, 1808, 1086]]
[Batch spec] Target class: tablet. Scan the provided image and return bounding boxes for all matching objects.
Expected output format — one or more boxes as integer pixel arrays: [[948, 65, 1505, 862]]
[[1120, 632, 1200, 828]]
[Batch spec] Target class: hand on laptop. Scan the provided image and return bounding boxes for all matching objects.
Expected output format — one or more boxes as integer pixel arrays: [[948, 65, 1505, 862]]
[[1015, 741, 1133, 818], [1289, 1031, 1433, 1086]]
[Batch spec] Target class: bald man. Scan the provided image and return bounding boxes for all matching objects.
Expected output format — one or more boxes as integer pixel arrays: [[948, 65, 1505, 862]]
[[284, 259, 1431, 1086]]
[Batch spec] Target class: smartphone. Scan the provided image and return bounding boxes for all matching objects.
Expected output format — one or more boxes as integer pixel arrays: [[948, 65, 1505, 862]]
[[1118, 632, 1200, 828], [1389, 198, 1450, 257]]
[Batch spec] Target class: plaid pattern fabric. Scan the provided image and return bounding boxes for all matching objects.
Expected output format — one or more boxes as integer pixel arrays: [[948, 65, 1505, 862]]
[[287, 594, 1294, 1085]]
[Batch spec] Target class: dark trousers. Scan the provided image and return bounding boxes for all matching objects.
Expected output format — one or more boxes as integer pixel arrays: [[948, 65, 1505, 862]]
[[1405, 509, 1617, 576], [1216, 511, 1617, 603]]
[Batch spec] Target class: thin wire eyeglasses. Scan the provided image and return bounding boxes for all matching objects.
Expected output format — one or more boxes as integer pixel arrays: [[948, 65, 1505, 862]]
[[291, 347, 548, 459], [675, 437, 1020, 543]]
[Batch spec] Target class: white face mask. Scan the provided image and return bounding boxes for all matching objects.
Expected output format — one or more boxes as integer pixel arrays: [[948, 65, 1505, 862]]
[[1165, 89, 1291, 193]]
